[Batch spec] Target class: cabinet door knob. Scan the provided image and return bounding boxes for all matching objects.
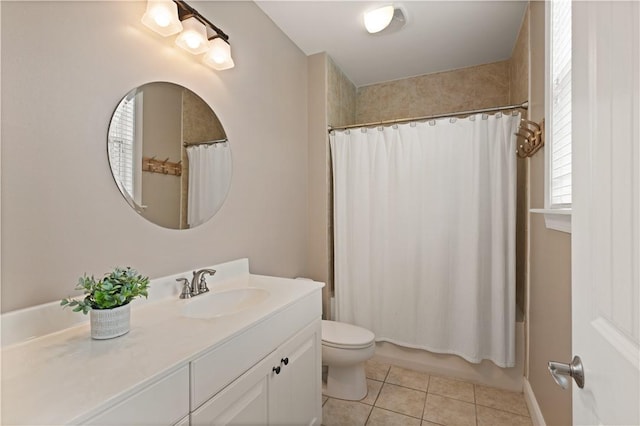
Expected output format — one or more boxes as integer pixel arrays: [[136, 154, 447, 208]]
[[272, 366, 281, 375], [281, 357, 289, 366]]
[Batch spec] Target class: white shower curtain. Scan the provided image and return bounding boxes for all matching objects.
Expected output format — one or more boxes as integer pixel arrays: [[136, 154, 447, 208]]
[[330, 113, 519, 367], [186, 143, 231, 227]]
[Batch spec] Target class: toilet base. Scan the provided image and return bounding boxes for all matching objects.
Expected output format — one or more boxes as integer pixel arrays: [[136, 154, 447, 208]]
[[324, 363, 368, 401]]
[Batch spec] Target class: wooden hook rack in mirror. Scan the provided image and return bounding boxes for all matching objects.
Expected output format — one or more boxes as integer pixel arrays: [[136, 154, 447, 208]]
[[142, 157, 182, 176]]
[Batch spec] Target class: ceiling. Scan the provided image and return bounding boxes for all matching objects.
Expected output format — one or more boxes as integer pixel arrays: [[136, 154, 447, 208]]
[[255, 1, 528, 87]]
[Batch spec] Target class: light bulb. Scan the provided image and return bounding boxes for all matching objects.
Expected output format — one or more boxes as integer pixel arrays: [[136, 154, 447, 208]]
[[364, 5, 395, 33], [185, 34, 201, 49], [141, 0, 183, 37], [209, 38, 231, 64], [154, 12, 170, 28], [203, 38, 234, 70], [175, 17, 209, 54]]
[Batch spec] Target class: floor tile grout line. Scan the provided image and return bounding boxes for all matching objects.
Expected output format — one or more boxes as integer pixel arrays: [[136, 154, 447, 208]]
[[475, 400, 479, 426], [363, 399, 374, 426], [370, 404, 425, 421], [474, 383, 479, 426], [370, 381, 382, 407], [421, 388, 428, 422], [474, 402, 532, 418]]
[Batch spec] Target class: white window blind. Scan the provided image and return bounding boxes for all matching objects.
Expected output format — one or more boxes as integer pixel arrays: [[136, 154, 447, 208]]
[[108, 95, 136, 197], [549, 0, 572, 206]]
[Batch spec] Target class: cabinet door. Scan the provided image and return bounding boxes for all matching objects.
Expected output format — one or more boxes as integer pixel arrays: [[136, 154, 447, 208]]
[[269, 320, 322, 426], [191, 355, 270, 426]]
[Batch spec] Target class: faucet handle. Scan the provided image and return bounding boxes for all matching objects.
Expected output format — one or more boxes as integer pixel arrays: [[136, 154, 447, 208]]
[[177, 278, 191, 299]]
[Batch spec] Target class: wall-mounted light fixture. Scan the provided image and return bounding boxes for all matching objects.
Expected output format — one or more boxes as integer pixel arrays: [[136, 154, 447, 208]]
[[142, 0, 234, 71]]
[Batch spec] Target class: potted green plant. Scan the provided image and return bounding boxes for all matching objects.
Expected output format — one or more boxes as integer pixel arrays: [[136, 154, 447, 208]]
[[61, 267, 150, 340]]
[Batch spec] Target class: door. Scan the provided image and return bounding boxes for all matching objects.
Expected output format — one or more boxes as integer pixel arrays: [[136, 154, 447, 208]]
[[572, 1, 640, 425], [191, 356, 270, 426], [269, 320, 322, 426]]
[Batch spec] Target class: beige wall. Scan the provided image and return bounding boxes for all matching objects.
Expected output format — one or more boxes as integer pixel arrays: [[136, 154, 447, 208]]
[[307, 53, 329, 314], [510, 6, 530, 316], [526, 2, 572, 425], [1, 1, 309, 312], [510, 7, 530, 106], [141, 83, 182, 229], [355, 61, 511, 123], [307, 53, 356, 319]]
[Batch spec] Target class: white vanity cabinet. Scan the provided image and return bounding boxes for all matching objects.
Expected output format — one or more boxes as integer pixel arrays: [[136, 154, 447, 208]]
[[190, 292, 322, 426], [1, 261, 324, 426], [191, 320, 321, 426]]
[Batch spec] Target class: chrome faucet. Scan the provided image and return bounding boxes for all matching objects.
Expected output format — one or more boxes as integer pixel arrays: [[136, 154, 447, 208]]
[[178, 269, 216, 299], [191, 269, 216, 296]]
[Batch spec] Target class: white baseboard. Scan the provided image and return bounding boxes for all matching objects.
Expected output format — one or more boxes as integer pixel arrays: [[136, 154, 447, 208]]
[[523, 378, 546, 426]]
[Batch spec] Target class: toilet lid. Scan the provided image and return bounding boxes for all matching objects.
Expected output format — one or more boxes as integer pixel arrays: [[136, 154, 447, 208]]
[[321, 320, 375, 349]]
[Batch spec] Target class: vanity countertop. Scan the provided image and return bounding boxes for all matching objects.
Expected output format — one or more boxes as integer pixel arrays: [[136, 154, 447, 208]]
[[1, 263, 323, 425]]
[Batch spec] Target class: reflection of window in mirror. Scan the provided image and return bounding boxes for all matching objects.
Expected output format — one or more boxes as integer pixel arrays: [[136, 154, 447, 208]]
[[108, 92, 143, 207]]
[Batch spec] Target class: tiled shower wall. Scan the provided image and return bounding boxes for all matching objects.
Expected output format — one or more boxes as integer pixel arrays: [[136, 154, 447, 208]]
[[355, 61, 511, 123], [327, 57, 357, 128]]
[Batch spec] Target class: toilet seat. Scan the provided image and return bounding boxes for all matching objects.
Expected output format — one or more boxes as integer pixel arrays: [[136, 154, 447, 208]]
[[321, 320, 375, 349]]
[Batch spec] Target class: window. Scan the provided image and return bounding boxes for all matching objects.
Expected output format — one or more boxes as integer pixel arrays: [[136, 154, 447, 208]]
[[533, 0, 572, 233], [548, 0, 572, 208], [108, 94, 137, 198], [108, 92, 144, 207]]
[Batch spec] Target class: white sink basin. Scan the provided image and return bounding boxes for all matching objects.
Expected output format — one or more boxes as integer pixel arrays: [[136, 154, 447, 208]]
[[182, 287, 270, 319]]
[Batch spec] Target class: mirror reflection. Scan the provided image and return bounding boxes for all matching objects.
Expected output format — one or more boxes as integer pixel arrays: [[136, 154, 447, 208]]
[[108, 82, 231, 229]]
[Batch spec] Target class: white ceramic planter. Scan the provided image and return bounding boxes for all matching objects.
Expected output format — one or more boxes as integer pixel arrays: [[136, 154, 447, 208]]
[[90, 304, 131, 340]]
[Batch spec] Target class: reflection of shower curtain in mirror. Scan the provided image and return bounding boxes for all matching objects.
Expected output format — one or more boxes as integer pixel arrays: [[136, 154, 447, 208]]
[[186, 143, 231, 227], [330, 113, 519, 368]]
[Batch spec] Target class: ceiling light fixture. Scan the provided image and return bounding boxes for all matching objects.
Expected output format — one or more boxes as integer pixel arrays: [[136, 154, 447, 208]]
[[141, 0, 234, 71], [364, 5, 395, 34]]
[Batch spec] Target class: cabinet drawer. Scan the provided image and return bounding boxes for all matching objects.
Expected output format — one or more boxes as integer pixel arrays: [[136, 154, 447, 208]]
[[85, 366, 189, 426], [191, 291, 321, 410]]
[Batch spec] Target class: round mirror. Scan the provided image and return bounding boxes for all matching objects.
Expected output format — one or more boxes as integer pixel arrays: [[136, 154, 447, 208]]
[[107, 82, 231, 229]]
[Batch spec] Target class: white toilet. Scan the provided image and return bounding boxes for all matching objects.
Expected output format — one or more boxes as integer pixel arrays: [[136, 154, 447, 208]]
[[321, 320, 375, 400]]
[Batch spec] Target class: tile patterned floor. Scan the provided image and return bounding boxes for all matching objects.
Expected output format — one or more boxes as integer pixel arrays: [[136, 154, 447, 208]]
[[322, 360, 532, 426]]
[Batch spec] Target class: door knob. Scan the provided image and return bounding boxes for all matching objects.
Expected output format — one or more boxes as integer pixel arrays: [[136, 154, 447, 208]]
[[548, 355, 585, 389]]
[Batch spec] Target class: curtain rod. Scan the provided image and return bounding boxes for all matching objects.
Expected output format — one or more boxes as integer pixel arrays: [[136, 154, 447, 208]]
[[328, 101, 528, 132], [183, 138, 228, 147]]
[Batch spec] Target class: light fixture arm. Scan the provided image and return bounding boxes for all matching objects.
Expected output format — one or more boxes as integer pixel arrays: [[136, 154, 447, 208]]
[[174, 0, 229, 42]]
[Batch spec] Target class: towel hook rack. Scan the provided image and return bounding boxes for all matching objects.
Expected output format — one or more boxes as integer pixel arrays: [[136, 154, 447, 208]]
[[516, 119, 544, 158]]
